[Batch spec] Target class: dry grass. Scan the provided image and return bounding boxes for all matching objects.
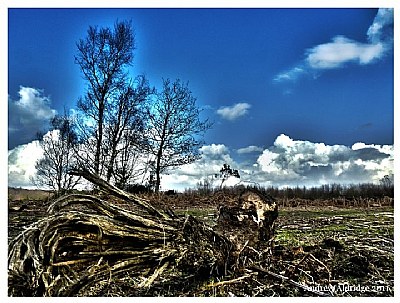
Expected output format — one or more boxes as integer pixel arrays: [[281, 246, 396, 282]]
[[8, 187, 53, 202]]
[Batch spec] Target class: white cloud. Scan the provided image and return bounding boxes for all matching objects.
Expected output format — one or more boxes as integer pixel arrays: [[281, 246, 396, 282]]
[[216, 102, 251, 121], [163, 134, 393, 191], [199, 144, 229, 157], [256, 134, 393, 186], [306, 36, 384, 69], [273, 67, 304, 82], [8, 86, 57, 149], [274, 8, 393, 82], [367, 8, 394, 44], [351, 142, 393, 155], [9, 134, 393, 192], [257, 150, 280, 174], [237, 145, 263, 154], [274, 134, 295, 148], [161, 143, 239, 191], [8, 140, 44, 189]]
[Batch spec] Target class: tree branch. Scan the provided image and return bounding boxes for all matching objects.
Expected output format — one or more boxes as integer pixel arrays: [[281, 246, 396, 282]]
[[69, 168, 170, 219]]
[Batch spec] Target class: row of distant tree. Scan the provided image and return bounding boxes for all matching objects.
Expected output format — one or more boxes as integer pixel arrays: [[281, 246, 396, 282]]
[[194, 174, 394, 200], [32, 20, 211, 193], [262, 180, 394, 200]]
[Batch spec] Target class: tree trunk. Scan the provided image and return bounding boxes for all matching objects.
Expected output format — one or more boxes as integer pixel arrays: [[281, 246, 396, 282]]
[[154, 110, 170, 193], [106, 144, 118, 183], [94, 101, 105, 176], [155, 157, 162, 192], [154, 140, 164, 193]]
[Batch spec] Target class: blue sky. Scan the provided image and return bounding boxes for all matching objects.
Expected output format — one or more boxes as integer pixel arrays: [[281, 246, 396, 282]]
[[7, 7, 395, 190]]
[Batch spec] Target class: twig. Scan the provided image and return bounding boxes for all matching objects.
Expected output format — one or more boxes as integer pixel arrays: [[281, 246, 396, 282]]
[[308, 253, 331, 281], [52, 259, 93, 267], [251, 265, 330, 297], [298, 268, 314, 284], [137, 261, 170, 288], [207, 274, 252, 287], [237, 240, 249, 257], [353, 244, 393, 254]]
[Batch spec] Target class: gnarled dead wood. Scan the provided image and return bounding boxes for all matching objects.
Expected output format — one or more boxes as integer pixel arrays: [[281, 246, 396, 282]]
[[215, 190, 278, 253], [69, 168, 169, 219], [8, 170, 277, 296]]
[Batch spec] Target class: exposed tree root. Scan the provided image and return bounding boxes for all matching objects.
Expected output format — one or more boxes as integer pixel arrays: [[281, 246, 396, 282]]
[[8, 170, 277, 296]]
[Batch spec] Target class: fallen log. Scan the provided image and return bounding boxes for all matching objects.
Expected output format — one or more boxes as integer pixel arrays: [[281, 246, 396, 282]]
[[8, 170, 277, 296]]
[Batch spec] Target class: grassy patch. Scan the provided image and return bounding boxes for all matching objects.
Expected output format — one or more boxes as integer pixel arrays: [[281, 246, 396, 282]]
[[275, 207, 394, 248]]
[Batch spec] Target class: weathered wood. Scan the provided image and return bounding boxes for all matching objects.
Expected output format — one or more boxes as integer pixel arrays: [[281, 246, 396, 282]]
[[215, 190, 278, 253], [8, 171, 239, 296], [69, 168, 169, 219]]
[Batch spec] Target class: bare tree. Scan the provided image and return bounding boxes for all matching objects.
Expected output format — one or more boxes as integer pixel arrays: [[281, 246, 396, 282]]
[[217, 163, 240, 189], [112, 128, 152, 190], [103, 75, 152, 183], [112, 130, 139, 189], [145, 79, 212, 192], [74, 20, 136, 177], [33, 112, 81, 194]]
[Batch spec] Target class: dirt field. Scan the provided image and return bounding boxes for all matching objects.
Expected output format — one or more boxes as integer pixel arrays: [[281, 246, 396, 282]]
[[8, 188, 394, 296], [171, 205, 394, 296]]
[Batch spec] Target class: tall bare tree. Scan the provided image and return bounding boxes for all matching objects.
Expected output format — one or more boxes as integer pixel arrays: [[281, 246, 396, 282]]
[[33, 112, 81, 194], [145, 79, 212, 192], [74, 20, 136, 177]]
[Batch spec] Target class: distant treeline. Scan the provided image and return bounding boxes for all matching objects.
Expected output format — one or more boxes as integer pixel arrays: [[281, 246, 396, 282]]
[[190, 182, 394, 201], [261, 183, 394, 200]]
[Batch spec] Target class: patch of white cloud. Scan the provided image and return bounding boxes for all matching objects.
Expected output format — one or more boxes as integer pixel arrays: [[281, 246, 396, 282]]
[[199, 144, 229, 157], [256, 134, 393, 186], [257, 150, 281, 174], [8, 140, 44, 189], [367, 8, 394, 44], [306, 36, 384, 69], [332, 161, 351, 177], [9, 133, 393, 192], [161, 143, 239, 191], [216, 102, 251, 121], [274, 134, 295, 148], [162, 134, 393, 191], [273, 67, 305, 82], [8, 130, 69, 189], [8, 130, 100, 191], [274, 8, 393, 82], [8, 86, 57, 149], [236, 145, 263, 154]]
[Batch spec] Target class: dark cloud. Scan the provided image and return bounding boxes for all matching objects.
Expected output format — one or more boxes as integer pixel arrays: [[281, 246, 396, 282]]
[[352, 148, 389, 161], [8, 86, 57, 149]]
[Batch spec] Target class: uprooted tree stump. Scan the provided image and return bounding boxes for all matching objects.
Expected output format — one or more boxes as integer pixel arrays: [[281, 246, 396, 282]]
[[216, 191, 278, 251], [8, 170, 278, 296]]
